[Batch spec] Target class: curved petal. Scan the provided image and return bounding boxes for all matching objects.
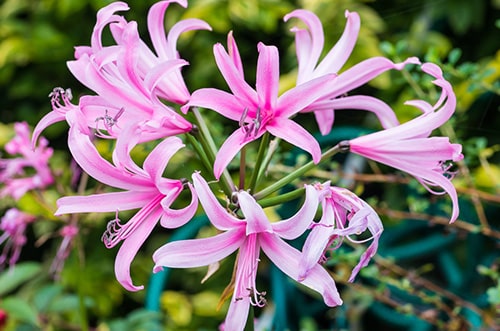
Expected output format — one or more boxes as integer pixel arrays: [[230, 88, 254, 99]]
[[284, 9, 324, 82], [213, 128, 264, 179], [267, 119, 321, 163], [159, 182, 198, 228], [152, 228, 244, 270], [315, 10, 360, 75], [167, 18, 212, 59], [55, 191, 157, 215], [236, 191, 273, 235], [256, 43, 279, 110], [272, 184, 319, 239], [143, 136, 184, 182], [192, 172, 242, 230], [276, 73, 337, 118], [183, 88, 244, 120], [114, 205, 163, 291], [328, 57, 420, 99], [224, 296, 251, 331], [214, 42, 258, 105], [32, 111, 67, 148], [67, 125, 152, 190], [227, 31, 244, 78], [147, 0, 186, 59], [260, 233, 342, 306]]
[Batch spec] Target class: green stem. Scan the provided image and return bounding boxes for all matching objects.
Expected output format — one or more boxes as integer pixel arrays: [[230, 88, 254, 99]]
[[239, 146, 246, 190], [258, 187, 305, 208], [248, 132, 270, 192], [245, 305, 255, 331], [191, 107, 236, 196], [185, 132, 213, 176], [253, 143, 341, 200]]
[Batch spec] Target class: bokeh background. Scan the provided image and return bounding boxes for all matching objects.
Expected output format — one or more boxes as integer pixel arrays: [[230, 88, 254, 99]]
[[0, 0, 499, 330]]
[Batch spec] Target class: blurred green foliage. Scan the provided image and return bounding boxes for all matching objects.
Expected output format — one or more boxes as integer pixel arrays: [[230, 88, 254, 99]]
[[0, 0, 499, 330]]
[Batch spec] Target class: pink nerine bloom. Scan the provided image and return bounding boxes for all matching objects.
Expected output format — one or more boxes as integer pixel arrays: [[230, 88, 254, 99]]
[[285, 9, 419, 135], [1, 122, 53, 200], [183, 32, 338, 179], [0, 208, 35, 268], [300, 182, 383, 282], [153, 172, 341, 331], [55, 122, 197, 291], [50, 224, 79, 278], [348, 63, 463, 222]]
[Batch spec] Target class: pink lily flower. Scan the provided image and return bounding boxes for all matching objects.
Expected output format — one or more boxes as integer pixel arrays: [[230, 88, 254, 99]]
[[0, 208, 35, 268], [285, 9, 419, 135], [55, 122, 198, 291], [153, 172, 341, 330], [348, 63, 463, 222], [300, 182, 383, 282], [183, 32, 338, 179], [1, 122, 53, 200]]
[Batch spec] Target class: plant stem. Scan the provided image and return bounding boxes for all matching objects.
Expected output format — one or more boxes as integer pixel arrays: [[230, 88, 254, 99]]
[[258, 187, 305, 208], [191, 107, 236, 196], [248, 132, 270, 193], [239, 146, 246, 190], [253, 143, 341, 200]]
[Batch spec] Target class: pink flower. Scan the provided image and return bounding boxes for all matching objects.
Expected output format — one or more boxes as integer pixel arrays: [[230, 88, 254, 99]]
[[1, 122, 53, 200], [183, 32, 338, 179], [285, 9, 419, 135], [153, 172, 341, 330], [348, 63, 463, 222], [0, 208, 35, 268], [300, 182, 383, 282], [50, 224, 79, 278], [55, 123, 198, 291]]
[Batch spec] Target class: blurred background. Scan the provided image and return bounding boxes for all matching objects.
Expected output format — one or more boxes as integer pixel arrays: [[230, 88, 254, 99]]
[[0, 0, 499, 330]]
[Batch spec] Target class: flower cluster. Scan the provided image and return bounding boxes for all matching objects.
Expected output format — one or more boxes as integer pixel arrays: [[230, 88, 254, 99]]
[[27, 0, 462, 329]]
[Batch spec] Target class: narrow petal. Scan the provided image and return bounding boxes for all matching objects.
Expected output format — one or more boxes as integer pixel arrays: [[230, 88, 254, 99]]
[[192, 172, 243, 230], [315, 10, 360, 75], [32, 111, 67, 148], [267, 119, 321, 163], [224, 296, 251, 331], [261, 234, 342, 306], [115, 206, 163, 291], [213, 128, 264, 179], [284, 9, 324, 82], [272, 184, 319, 239], [256, 43, 279, 110], [183, 88, 245, 120], [143, 136, 184, 182], [214, 43, 258, 105], [167, 18, 212, 59], [314, 109, 335, 136], [67, 125, 151, 190], [236, 191, 273, 235], [153, 229, 244, 270], [159, 183, 198, 228], [227, 31, 244, 78], [55, 191, 157, 215]]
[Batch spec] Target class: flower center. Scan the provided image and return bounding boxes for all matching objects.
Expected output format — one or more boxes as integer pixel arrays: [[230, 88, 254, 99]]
[[239, 107, 263, 139]]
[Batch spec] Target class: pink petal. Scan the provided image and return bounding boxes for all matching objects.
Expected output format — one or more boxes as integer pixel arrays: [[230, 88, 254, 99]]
[[167, 18, 212, 59], [143, 136, 184, 182], [267, 119, 321, 163], [213, 128, 264, 179], [236, 191, 273, 235], [192, 172, 243, 230], [183, 88, 245, 120], [256, 43, 279, 110], [227, 31, 244, 78], [152, 228, 245, 270], [32, 111, 67, 148], [315, 10, 360, 75], [224, 296, 251, 331], [159, 183, 198, 228], [272, 184, 319, 239], [115, 205, 163, 291], [55, 191, 157, 215], [260, 234, 342, 306], [284, 9, 324, 82], [214, 42, 258, 105]]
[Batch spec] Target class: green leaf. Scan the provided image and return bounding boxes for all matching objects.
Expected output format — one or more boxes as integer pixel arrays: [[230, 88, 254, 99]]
[[0, 297, 39, 326], [0, 262, 42, 296]]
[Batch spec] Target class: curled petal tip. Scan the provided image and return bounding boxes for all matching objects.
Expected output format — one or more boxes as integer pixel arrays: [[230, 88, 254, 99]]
[[422, 62, 444, 78], [153, 265, 164, 273]]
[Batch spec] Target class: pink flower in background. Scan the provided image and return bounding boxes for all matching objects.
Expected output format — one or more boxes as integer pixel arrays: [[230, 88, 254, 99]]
[[285, 9, 419, 135], [1, 122, 53, 200], [300, 182, 383, 282], [55, 123, 198, 291], [50, 224, 79, 278], [0, 208, 35, 268], [184, 32, 338, 178], [153, 172, 341, 331], [348, 63, 463, 222]]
